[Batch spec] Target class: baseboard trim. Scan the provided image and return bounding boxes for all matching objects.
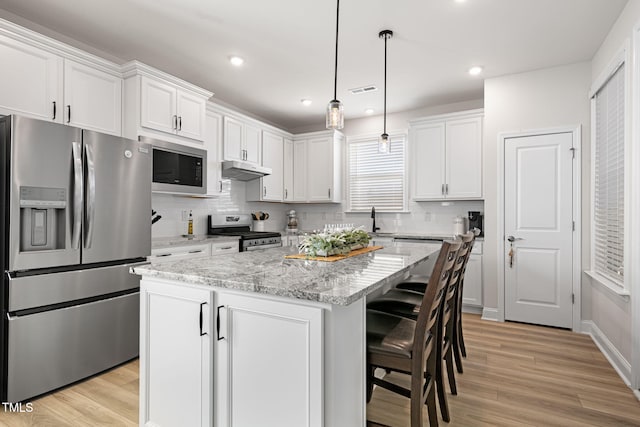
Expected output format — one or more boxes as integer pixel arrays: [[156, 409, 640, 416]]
[[481, 307, 498, 322], [583, 320, 632, 386], [461, 305, 483, 315]]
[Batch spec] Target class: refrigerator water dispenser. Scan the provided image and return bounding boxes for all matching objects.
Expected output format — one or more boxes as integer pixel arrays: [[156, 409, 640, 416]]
[[19, 186, 66, 252]]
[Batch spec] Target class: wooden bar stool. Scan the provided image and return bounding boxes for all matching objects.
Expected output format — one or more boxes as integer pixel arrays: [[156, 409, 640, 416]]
[[367, 233, 473, 421], [366, 240, 461, 427]]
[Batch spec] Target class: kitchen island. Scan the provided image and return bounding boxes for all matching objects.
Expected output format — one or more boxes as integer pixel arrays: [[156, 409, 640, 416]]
[[132, 242, 440, 427]]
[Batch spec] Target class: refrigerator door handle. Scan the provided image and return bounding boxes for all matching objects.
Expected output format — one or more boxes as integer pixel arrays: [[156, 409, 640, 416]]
[[84, 143, 96, 249], [71, 142, 83, 250]]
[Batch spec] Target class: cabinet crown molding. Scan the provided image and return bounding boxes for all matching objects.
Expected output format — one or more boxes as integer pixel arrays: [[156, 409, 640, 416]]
[[408, 108, 484, 127], [0, 17, 122, 76], [121, 60, 213, 99]]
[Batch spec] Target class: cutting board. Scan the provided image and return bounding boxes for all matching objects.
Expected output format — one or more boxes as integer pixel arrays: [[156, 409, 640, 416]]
[[284, 245, 383, 262]]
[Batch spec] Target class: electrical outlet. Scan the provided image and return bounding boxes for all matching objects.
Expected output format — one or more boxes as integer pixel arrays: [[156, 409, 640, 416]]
[[321, 212, 326, 220], [424, 212, 432, 222], [302, 212, 308, 220], [181, 210, 188, 221]]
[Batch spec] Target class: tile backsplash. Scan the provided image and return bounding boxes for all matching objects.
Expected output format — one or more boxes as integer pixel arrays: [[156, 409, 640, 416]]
[[152, 180, 484, 238]]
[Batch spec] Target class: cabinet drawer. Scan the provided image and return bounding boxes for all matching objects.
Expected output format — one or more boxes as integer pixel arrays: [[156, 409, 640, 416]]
[[210, 241, 239, 255], [150, 243, 211, 263]]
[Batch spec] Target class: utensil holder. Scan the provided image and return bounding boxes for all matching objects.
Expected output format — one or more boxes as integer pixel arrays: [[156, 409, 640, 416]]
[[253, 220, 265, 231]]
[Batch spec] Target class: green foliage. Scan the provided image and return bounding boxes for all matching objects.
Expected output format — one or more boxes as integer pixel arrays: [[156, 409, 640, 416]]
[[298, 226, 371, 257]]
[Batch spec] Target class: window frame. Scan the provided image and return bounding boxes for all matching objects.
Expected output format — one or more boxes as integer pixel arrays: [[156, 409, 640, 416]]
[[345, 132, 409, 214], [588, 43, 631, 295]]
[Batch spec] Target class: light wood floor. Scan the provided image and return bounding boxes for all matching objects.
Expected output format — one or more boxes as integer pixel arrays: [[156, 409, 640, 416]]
[[1, 314, 639, 426]]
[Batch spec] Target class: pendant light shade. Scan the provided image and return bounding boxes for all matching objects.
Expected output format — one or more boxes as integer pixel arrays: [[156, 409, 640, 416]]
[[326, 0, 344, 130], [378, 29, 393, 153]]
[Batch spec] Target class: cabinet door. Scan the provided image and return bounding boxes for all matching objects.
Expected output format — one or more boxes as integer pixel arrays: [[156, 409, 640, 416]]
[[204, 111, 223, 196], [140, 281, 212, 427], [0, 34, 62, 122], [64, 59, 122, 135], [411, 123, 446, 200], [293, 139, 307, 202], [140, 76, 177, 135], [306, 137, 333, 202], [215, 292, 323, 427], [283, 138, 294, 202], [462, 254, 482, 306], [223, 116, 243, 161], [243, 123, 262, 164], [445, 117, 482, 199], [177, 90, 206, 141], [261, 131, 284, 201]]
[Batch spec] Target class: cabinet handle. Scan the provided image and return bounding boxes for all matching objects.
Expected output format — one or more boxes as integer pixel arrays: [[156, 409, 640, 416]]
[[156, 253, 171, 257], [218, 246, 234, 250], [178, 116, 182, 131], [263, 186, 267, 197], [199, 302, 208, 336], [285, 189, 288, 199], [242, 149, 246, 160], [328, 188, 331, 198], [216, 305, 225, 340], [52, 101, 56, 120], [219, 180, 223, 193], [67, 105, 71, 123], [441, 184, 445, 195], [445, 184, 449, 195], [189, 249, 203, 254], [172, 115, 178, 130]]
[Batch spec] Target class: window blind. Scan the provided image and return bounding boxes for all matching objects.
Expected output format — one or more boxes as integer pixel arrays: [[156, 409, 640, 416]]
[[348, 136, 406, 212], [593, 62, 625, 284]]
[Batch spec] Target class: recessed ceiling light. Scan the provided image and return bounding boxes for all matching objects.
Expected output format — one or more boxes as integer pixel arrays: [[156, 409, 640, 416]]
[[365, 108, 375, 114], [229, 56, 244, 66], [301, 99, 312, 106], [468, 66, 483, 76], [454, 0, 467, 3]]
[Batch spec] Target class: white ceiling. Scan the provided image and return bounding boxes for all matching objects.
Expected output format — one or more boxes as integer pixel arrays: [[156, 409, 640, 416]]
[[0, 0, 629, 131]]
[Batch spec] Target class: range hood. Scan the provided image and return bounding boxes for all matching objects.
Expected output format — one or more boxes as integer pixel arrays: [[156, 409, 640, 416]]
[[221, 160, 272, 181]]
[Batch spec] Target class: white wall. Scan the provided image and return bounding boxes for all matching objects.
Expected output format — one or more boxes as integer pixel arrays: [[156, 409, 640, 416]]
[[483, 62, 592, 315], [585, 0, 640, 379]]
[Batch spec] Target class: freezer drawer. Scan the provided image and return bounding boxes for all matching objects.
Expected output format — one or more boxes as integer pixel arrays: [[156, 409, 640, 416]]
[[6, 292, 139, 403], [8, 262, 144, 312]]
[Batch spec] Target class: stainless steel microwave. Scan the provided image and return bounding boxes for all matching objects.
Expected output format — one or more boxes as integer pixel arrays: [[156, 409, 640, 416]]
[[140, 136, 207, 195]]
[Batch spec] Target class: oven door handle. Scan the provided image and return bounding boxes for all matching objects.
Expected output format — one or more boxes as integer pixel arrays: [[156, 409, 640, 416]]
[[243, 242, 282, 251]]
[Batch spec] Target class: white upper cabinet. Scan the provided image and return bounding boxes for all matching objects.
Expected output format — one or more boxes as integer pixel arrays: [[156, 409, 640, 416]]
[[223, 116, 262, 165], [247, 130, 284, 202], [0, 28, 122, 135], [294, 130, 343, 203], [283, 138, 294, 202], [410, 110, 483, 200], [204, 109, 224, 197], [140, 76, 176, 135], [139, 75, 206, 141], [64, 59, 122, 136], [0, 33, 62, 122], [122, 61, 212, 145], [292, 139, 307, 202]]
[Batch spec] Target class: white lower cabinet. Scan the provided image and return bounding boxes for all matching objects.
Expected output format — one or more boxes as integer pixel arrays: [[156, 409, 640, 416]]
[[462, 241, 483, 308], [139, 281, 212, 427], [215, 291, 323, 427]]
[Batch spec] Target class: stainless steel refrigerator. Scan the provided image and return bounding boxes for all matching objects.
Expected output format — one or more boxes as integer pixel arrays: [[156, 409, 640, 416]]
[[0, 115, 151, 403]]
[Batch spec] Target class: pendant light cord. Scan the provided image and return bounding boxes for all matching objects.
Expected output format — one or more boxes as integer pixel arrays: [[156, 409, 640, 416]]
[[383, 33, 387, 134], [333, 0, 340, 101]]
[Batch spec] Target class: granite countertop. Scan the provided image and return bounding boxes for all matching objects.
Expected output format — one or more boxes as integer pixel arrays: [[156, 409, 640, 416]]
[[152, 235, 240, 250], [133, 242, 441, 306]]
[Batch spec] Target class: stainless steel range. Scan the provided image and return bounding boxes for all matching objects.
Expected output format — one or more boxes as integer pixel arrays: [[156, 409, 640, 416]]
[[208, 214, 281, 251]]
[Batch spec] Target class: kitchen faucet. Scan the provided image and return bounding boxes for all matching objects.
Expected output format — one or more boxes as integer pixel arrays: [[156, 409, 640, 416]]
[[371, 207, 380, 233]]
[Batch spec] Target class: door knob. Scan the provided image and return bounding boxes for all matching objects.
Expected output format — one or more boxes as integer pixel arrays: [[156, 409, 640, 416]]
[[507, 236, 523, 242]]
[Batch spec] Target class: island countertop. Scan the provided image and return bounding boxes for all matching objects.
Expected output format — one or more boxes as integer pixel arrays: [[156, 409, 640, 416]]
[[132, 242, 440, 306]]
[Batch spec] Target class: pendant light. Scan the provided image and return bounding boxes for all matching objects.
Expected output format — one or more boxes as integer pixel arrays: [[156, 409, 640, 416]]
[[326, 0, 344, 129], [378, 29, 393, 153]]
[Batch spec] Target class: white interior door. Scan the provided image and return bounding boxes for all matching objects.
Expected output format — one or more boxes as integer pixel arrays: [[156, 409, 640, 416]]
[[504, 132, 574, 328]]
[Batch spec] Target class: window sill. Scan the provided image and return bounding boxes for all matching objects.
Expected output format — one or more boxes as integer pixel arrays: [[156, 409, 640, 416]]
[[584, 270, 630, 301]]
